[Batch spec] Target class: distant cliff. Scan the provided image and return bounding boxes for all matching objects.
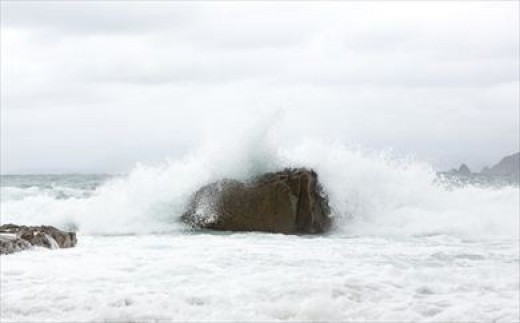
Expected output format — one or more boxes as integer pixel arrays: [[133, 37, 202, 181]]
[[438, 152, 519, 185], [446, 164, 472, 177], [481, 152, 519, 177]]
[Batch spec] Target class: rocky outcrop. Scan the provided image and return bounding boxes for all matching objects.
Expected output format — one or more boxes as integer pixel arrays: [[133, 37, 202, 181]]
[[0, 224, 77, 255], [0, 235, 32, 255], [181, 168, 331, 234], [457, 164, 472, 176], [481, 152, 519, 177], [446, 164, 472, 177], [438, 152, 520, 185]]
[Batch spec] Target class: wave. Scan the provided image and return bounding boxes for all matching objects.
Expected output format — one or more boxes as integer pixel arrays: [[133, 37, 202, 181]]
[[1, 133, 518, 239], [288, 141, 519, 239], [1, 185, 93, 202]]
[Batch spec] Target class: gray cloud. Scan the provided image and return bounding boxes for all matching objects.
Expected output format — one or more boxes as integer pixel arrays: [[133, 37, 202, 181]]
[[1, 1, 518, 173], [2, 1, 193, 35]]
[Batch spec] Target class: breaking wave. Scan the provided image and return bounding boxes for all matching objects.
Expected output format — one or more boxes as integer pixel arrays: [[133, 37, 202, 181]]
[[1, 128, 518, 239]]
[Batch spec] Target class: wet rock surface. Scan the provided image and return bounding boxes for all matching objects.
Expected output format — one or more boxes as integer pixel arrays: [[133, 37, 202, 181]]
[[182, 168, 331, 234], [0, 235, 32, 255], [0, 224, 77, 255]]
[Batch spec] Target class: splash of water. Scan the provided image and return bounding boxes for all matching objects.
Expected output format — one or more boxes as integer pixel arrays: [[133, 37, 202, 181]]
[[1, 124, 518, 238]]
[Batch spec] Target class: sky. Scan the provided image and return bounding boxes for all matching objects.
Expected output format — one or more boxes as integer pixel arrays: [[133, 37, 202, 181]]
[[1, 1, 518, 174]]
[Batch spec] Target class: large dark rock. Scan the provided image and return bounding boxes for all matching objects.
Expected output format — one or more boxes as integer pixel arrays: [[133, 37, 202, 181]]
[[0, 224, 77, 255], [181, 168, 331, 234]]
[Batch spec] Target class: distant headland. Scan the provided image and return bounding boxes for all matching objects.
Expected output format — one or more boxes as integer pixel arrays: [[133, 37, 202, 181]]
[[439, 152, 520, 185]]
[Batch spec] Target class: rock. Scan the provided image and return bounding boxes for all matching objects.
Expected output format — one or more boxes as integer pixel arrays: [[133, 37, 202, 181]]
[[0, 235, 32, 255], [0, 223, 24, 233], [19, 226, 77, 249], [0, 224, 77, 254], [446, 164, 472, 177], [457, 164, 471, 176], [481, 152, 519, 177], [181, 168, 331, 234]]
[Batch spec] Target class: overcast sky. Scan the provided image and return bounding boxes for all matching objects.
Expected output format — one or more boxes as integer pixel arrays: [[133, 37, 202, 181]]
[[1, 1, 518, 174]]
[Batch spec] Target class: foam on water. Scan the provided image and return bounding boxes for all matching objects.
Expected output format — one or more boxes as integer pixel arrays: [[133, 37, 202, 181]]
[[1, 120, 518, 322], [1, 134, 518, 238], [1, 234, 518, 322], [281, 140, 519, 239]]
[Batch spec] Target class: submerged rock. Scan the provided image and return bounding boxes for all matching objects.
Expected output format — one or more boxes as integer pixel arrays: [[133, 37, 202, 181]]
[[181, 168, 331, 234], [0, 224, 77, 255]]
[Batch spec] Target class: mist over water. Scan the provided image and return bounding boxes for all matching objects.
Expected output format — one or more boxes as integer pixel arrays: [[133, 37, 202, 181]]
[[1, 116, 518, 239]]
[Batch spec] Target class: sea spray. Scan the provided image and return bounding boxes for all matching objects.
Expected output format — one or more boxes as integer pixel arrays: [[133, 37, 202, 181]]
[[280, 140, 519, 238], [1, 139, 518, 238]]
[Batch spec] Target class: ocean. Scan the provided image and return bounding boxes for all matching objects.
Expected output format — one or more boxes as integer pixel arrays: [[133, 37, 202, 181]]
[[1, 141, 518, 322]]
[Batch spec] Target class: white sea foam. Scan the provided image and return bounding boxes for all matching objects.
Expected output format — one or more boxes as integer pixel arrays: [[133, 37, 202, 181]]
[[280, 140, 520, 239], [1, 234, 518, 322], [1, 123, 518, 322], [1, 135, 518, 238]]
